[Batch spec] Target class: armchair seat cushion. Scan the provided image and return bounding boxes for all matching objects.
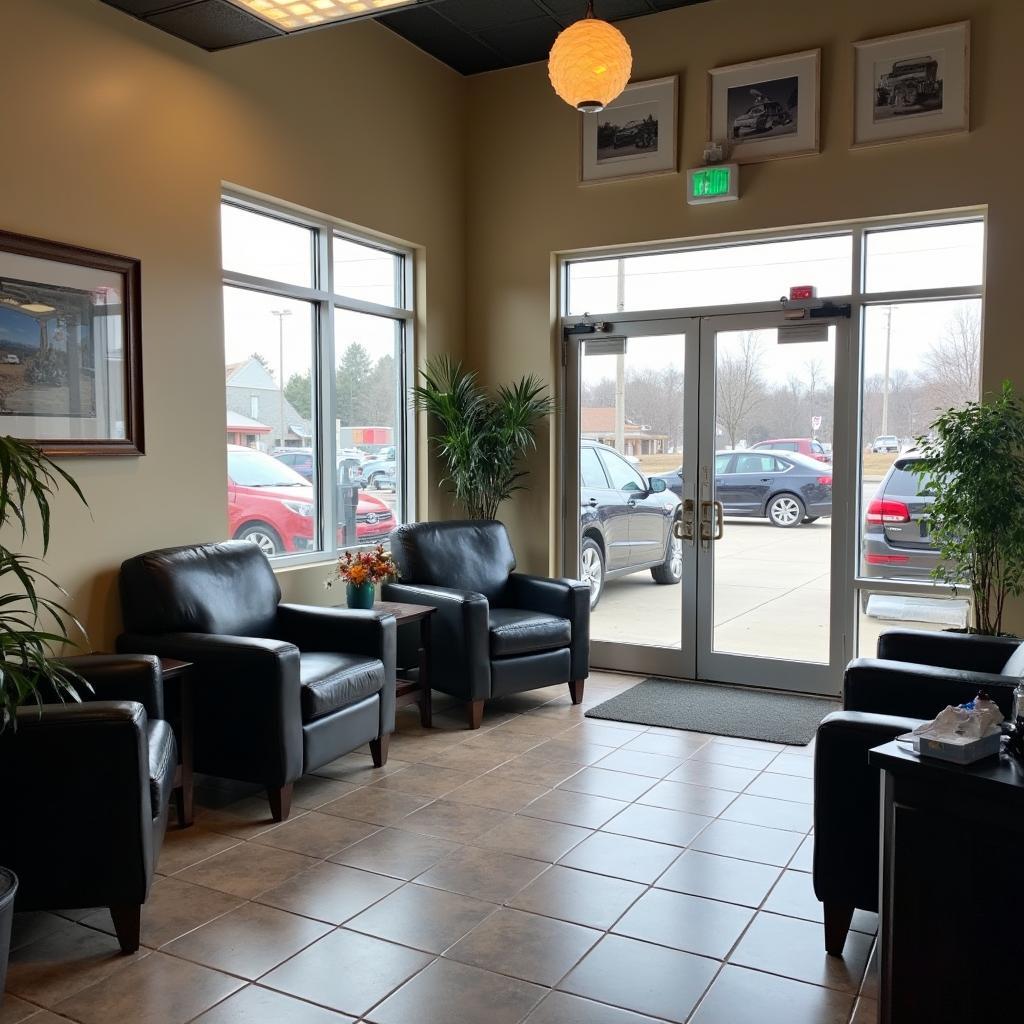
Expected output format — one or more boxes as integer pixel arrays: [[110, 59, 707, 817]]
[[148, 719, 177, 818], [300, 652, 384, 723], [489, 608, 571, 658]]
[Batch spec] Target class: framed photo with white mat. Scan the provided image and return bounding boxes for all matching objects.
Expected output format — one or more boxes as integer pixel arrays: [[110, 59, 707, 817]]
[[580, 76, 678, 184], [853, 22, 970, 147], [708, 49, 819, 163]]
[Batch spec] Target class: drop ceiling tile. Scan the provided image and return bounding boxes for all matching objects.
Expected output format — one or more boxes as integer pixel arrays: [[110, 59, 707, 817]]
[[477, 17, 562, 66], [146, 1, 283, 49]]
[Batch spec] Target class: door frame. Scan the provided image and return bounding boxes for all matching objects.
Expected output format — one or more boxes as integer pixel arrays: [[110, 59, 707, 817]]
[[562, 317, 700, 681], [693, 309, 853, 696]]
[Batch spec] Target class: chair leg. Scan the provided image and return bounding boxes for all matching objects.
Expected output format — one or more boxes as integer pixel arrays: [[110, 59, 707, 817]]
[[267, 782, 294, 823], [467, 699, 485, 730], [824, 902, 855, 957], [370, 733, 390, 767], [109, 904, 141, 954], [568, 679, 585, 705]]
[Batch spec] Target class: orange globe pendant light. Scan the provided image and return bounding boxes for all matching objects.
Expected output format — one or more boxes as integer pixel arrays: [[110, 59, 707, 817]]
[[548, 0, 633, 113]]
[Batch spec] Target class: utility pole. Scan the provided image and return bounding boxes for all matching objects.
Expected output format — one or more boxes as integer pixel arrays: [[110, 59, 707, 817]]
[[615, 259, 625, 454], [881, 305, 893, 436], [271, 308, 292, 448]]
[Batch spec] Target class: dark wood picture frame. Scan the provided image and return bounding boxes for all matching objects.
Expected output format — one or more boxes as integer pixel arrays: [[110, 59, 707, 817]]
[[0, 229, 144, 456]]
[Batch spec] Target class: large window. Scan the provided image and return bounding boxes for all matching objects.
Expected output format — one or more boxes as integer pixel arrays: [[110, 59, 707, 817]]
[[221, 196, 413, 562]]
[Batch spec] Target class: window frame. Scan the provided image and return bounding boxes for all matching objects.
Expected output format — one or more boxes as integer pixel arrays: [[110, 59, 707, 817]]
[[221, 190, 416, 568]]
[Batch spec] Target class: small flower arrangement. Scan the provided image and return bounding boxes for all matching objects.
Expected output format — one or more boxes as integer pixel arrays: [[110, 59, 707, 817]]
[[326, 544, 398, 590]]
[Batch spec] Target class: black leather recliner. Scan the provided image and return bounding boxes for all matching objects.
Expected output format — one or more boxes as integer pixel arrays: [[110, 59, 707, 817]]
[[814, 629, 1021, 955], [117, 540, 396, 821], [0, 654, 176, 954], [382, 520, 590, 729]]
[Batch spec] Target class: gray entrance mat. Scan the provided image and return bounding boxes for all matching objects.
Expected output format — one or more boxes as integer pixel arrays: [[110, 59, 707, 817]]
[[586, 678, 838, 746]]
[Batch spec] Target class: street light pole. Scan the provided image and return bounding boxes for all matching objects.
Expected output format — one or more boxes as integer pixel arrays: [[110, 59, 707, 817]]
[[881, 305, 893, 436], [270, 309, 292, 448]]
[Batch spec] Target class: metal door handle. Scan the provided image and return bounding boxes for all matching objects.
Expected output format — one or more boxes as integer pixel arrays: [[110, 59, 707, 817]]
[[700, 500, 725, 542], [673, 498, 695, 543]]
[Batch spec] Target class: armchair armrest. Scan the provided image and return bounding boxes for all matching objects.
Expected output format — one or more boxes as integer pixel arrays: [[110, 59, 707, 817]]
[[381, 582, 491, 700], [0, 701, 154, 910], [844, 657, 1018, 719], [506, 573, 590, 681], [876, 629, 1019, 673], [813, 710, 922, 912], [58, 654, 165, 721], [277, 604, 397, 736], [117, 632, 302, 788]]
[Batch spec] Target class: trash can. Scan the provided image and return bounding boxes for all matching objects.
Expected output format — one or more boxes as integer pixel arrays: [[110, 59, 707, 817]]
[[0, 867, 17, 1005], [337, 457, 361, 547]]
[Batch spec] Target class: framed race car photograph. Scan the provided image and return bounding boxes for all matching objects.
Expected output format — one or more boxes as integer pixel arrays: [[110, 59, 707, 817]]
[[708, 49, 820, 164], [580, 76, 678, 184], [853, 22, 970, 147]]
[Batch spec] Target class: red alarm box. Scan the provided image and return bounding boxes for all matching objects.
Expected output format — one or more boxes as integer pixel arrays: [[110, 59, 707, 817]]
[[789, 285, 817, 300]]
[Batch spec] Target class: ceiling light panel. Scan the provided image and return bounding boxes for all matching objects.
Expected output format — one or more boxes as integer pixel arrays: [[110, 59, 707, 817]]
[[229, 0, 416, 31]]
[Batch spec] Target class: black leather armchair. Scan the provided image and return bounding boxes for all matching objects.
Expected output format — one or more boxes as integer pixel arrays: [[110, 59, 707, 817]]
[[0, 655, 176, 954], [116, 541, 396, 821], [814, 629, 1021, 955], [383, 520, 590, 728]]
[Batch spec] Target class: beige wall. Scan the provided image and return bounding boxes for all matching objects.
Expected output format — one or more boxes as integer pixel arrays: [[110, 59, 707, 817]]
[[0, 0, 466, 644], [464, 0, 1024, 618]]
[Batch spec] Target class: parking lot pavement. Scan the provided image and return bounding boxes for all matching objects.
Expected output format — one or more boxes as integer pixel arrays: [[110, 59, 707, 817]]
[[591, 516, 946, 664]]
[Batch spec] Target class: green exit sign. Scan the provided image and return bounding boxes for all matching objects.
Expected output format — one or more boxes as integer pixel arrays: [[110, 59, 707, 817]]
[[687, 163, 739, 204]]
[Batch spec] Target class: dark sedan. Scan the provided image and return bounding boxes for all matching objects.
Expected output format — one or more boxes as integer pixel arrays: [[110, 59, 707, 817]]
[[862, 454, 938, 583], [580, 440, 682, 610], [652, 450, 833, 528]]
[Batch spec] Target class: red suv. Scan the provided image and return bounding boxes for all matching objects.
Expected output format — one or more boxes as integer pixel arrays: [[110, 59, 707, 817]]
[[750, 438, 831, 463], [227, 445, 394, 557]]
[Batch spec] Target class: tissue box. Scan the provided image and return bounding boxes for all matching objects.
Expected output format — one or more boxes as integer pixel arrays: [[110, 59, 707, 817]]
[[913, 731, 1002, 765]]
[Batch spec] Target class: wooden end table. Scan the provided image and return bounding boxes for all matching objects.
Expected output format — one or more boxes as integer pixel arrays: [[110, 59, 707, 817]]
[[373, 601, 436, 729], [158, 658, 194, 828]]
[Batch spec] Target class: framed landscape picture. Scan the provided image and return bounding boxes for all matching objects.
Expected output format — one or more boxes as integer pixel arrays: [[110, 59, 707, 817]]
[[0, 231, 143, 455], [581, 76, 678, 184], [709, 49, 820, 163], [853, 22, 970, 147]]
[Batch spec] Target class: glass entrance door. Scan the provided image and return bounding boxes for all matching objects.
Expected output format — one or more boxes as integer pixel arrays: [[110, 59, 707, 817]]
[[564, 308, 850, 695], [566, 319, 699, 680], [695, 312, 850, 695]]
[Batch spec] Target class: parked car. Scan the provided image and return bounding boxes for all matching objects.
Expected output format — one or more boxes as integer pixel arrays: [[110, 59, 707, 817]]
[[732, 99, 792, 138], [579, 440, 682, 610], [613, 118, 657, 149], [273, 447, 368, 486], [750, 437, 831, 463], [362, 445, 397, 489], [652, 450, 833, 528], [862, 453, 939, 587], [871, 435, 900, 453], [228, 445, 393, 556]]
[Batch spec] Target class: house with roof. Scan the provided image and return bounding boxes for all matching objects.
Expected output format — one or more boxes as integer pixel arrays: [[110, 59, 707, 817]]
[[580, 406, 668, 457], [225, 357, 312, 451]]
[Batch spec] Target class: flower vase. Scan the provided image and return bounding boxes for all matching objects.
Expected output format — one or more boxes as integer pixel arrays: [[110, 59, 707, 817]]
[[346, 582, 376, 610]]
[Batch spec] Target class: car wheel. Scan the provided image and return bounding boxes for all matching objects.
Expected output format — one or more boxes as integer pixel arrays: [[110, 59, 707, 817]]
[[767, 493, 805, 528], [580, 536, 605, 610], [651, 522, 683, 585], [235, 522, 284, 556], [802, 516, 820, 524]]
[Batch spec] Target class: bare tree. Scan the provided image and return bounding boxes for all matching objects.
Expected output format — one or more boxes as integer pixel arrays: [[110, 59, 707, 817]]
[[920, 304, 980, 410], [716, 332, 766, 446]]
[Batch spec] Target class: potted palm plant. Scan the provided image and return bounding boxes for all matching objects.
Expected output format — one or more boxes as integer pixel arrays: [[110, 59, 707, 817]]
[[0, 436, 86, 1001], [916, 380, 1024, 636], [412, 355, 553, 520]]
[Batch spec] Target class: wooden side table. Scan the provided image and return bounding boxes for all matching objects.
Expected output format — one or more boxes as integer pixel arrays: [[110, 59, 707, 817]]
[[373, 601, 436, 729], [869, 740, 1024, 1023], [159, 658, 194, 828]]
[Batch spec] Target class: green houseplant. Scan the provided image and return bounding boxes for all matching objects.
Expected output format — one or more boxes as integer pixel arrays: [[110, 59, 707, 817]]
[[916, 380, 1024, 636], [0, 435, 86, 1002], [412, 355, 554, 520]]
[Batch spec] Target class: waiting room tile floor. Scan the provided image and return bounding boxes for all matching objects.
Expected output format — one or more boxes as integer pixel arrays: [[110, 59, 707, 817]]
[[3, 671, 877, 1024]]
